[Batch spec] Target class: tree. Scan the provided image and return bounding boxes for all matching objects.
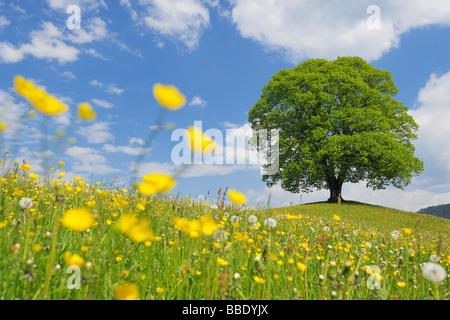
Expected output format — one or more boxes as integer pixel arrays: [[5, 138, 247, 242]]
[[248, 57, 423, 203]]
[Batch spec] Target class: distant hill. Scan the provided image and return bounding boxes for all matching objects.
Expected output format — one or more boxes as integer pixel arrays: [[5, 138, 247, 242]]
[[418, 203, 450, 219]]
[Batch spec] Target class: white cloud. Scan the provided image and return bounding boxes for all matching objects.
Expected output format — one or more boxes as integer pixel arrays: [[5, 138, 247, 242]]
[[89, 79, 103, 87], [103, 144, 149, 156], [106, 84, 125, 95], [77, 122, 114, 144], [65, 146, 120, 176], [0, 22, 79, 64], [189, 96, 207, 107], [46, 0, 107, 11], [409, 70, 450, 179], [129, 137, 144, 146], [91, 99, 113, 109], [0, 15, 10, 28], [67, 17, 109, 44], [60, 71, 76, 81], [229, 0, 450, 62], [141, 0, 210, 51]]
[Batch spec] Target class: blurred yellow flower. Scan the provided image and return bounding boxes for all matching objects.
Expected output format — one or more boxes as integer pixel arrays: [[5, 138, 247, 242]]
[[114, 283, 140, 300], [28, 173, 39, 180], [228, 189, 246, 205], [62, 208, 95, 232], [0, 122, 7, 131], [253, 276, 267, 284], [139, 173, 176, 196], [59, 161, 65, 167], [15, 75, 69, 116], [217, 257, 229, 266], [186, 126, 215, 153], [333, 214, 340, 221], [78, 103, 96, 120], [115, 213, 154, 242], [156, 287, 165, 294], [21, 164, 32, 172], [404, 228, 412, 235], [397, 282, 407, 288], [63, 251, 86, 268], [297, 262, 307, 271], [153, 83, 186, 110]]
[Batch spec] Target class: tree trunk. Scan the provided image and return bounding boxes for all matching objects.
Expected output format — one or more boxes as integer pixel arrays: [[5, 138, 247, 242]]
[[327, 178, 344, 203]]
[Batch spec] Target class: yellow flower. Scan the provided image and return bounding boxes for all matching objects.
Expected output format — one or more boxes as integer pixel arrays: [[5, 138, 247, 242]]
[[139, 173, 176, 196], [217, 257, 229, 266], [186, 126, 215, 153], [78, 103, 96, 120], [15, 76, 69, 116], [62, 208, 95, 232], [0, 122, 7, 131], [21, 164, 32, 172], [253, 276, 267, 284], [228, 189, 246, 205], [333, 214, 340, 221], [404, 228, 412, 235], [297, 262, 307, 271], [63, 251, 86, 268], [153, 83, 186, 110], [0, 220, 8, 229], [199, 215, 218, 235], [32, 243, 43, 253], [114, 283, 140, 300], [156, 287, 165, 294], [115, 213, 154, 242], [59, 161, 65, 167], [397, 282, 407, 288], [28, 173, 39, 180]]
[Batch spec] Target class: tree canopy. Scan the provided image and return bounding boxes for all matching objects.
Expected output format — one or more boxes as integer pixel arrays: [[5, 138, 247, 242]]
[[248, 56, 424, 202]]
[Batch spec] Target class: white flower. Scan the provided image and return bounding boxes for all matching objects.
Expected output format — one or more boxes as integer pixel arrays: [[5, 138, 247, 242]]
[[391, 230, 400, 240], [197, 195, 204, 202], [353, 230, 357, 236], [331, 291, 337, 297], [254, 256, 261, 262], [248, 215, 257, 223], [233, 273, 240, 279], [19, 197, 33, 209], [323, 226, 330, 233], [422, 262, 446, 282], [263, 218, 277, 228], [230, 215, 240, 223], [223, 212, 230, 218], [429, 254, 440, 263], [329, 261, 336, 267], [210, 205, 218, 210], [319, 274, 325, 280], [213, 229, 228, 242]]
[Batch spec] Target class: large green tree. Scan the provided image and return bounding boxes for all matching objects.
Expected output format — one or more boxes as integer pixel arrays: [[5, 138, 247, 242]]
[[248, 57, 423, 203]]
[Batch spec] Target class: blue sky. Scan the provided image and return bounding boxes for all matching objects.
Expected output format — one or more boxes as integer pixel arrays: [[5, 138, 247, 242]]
[[1, 0, 450, 212]]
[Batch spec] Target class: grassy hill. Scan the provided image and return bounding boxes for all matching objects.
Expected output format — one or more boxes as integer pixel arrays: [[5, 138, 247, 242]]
[[0, 173, 449, 300]]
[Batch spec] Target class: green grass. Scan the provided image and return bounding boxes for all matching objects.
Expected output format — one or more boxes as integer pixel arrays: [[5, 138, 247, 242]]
[[0, 173, 448, 300]]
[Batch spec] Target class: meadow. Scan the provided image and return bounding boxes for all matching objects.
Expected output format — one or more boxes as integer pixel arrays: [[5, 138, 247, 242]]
[[0, 76, 448, 300]]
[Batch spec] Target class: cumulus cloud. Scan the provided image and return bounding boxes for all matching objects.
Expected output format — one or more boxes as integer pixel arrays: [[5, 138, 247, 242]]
[[103, 144, 149, 156], [77, 122, 114, 144], [65, 146, 120, 176], [46, 0, 107, 11], [91, 99, 114, 109], [0, 22, 79, 64], [229, 0, 450, 62], [0, 15, 10, 28]]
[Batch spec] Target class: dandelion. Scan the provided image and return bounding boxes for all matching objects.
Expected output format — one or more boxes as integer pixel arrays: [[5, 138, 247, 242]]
[[430, 254, 440, 263], [186, 126, 215, 153], [323, 226, 330, 233], [228, 189, 246, 205], [248, 215, 257, 224], [19, 198, 33, 209], [115, 213, 154, 242], [153, 83, 186, 110], [78, 103, 96, 120], [397, 282, 407, 288], [422, 262, 446, 282], [263, 218, 277, 228], [114, 283, 140, 300], [230, 215, 240, 223], [391, 230, 400, 240], [213, 229, 228, 242], [404, 228, 412, 235], [297, 262, 307, 271], [62, 208, 95, 232], [21, 164, 32, 172], [333, 214, 340, 221], [156, 287, 165, 294], [233, 273, 240, 279]]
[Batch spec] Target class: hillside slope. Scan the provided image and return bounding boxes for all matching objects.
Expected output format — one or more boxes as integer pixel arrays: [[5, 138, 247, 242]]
[[418, 203, 450, 220]]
